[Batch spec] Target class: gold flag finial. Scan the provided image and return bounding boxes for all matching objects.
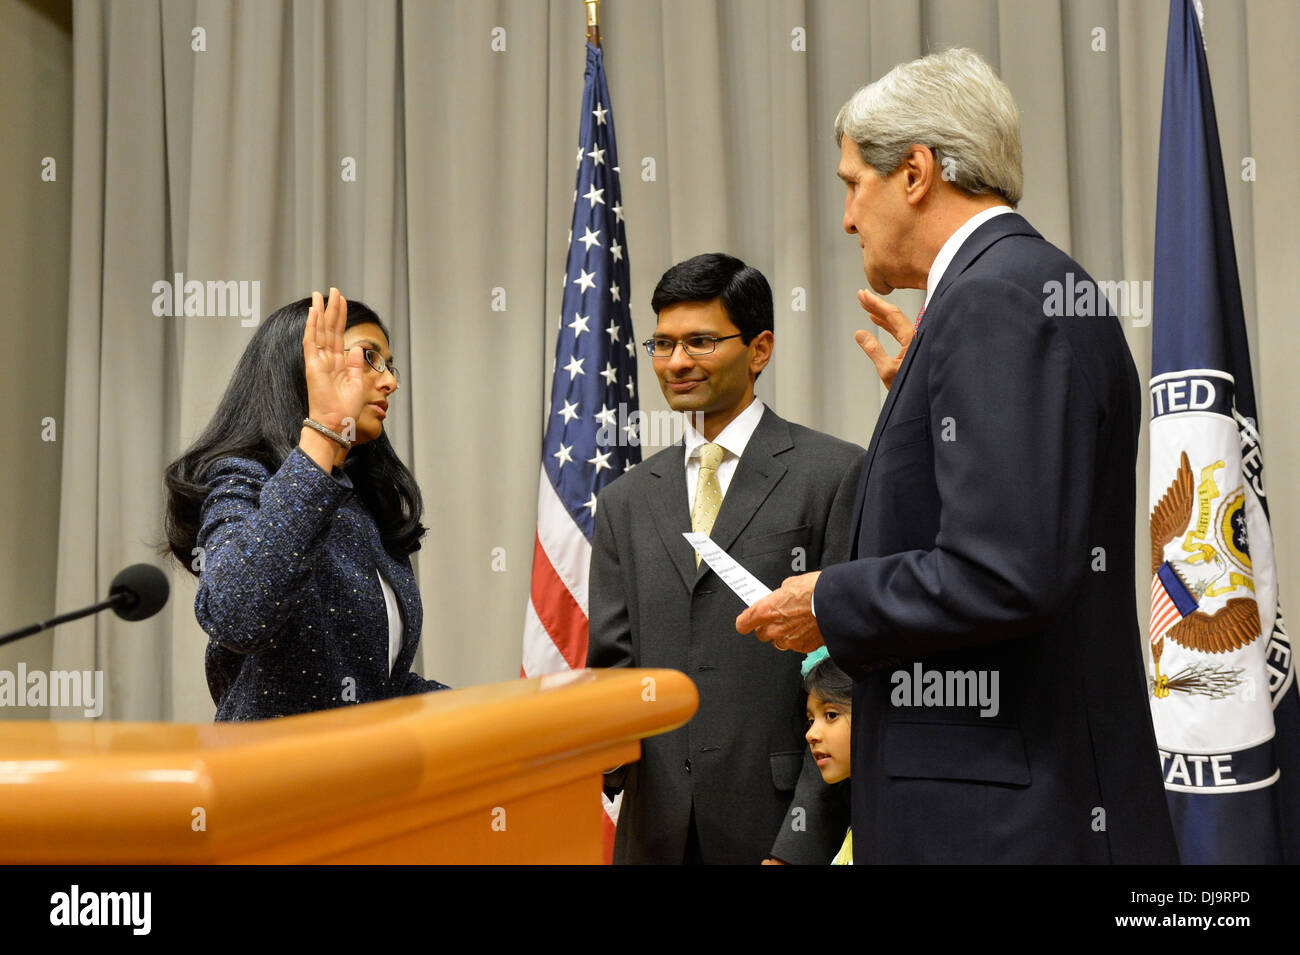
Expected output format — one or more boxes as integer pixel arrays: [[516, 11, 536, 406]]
[[585, 0, 600, 47]]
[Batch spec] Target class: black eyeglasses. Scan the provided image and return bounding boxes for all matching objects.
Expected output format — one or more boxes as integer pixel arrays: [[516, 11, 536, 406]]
[[358, 347, 400, 385], [643, 334, 743, 358]]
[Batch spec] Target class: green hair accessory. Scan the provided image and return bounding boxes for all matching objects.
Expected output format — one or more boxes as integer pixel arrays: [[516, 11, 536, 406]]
[[800, 646, 831, 678]]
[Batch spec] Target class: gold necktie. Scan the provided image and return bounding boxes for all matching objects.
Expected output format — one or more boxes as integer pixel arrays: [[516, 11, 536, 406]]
[[691, 443, 726, 565]]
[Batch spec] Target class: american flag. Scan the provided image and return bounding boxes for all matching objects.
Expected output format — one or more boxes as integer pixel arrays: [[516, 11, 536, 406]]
[[522, 41, 638, 856], [1149, 564, 1197, 650]]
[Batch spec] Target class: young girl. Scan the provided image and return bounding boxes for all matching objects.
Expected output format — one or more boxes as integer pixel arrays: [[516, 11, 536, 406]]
[[803, 647, 853, 864]]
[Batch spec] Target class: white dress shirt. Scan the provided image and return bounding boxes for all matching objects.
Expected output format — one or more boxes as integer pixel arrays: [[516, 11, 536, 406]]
[[683, 396, 766, 512], [377, 569, 402, 675]]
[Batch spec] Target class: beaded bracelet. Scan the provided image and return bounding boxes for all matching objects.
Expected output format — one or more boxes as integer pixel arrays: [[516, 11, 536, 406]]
[[301, 417, 352, 451]]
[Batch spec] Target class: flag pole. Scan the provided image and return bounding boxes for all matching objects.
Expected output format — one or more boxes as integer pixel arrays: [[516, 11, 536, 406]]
[[585, 0, 600, 48]]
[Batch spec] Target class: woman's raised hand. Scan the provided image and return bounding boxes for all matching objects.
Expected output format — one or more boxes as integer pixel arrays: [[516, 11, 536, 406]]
[[302, 288, 367, 433]]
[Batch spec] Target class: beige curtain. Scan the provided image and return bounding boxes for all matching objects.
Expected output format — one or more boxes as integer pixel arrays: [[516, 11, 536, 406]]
[[44, 0, 1299, 722]]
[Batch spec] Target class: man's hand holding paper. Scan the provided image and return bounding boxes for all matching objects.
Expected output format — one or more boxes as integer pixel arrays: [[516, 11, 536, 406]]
[[683, 531, 825, 652], [735, 570, 824, 654]]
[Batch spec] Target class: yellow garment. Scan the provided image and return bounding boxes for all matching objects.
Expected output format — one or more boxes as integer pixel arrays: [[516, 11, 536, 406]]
[[690, 443, 725, 564], [832, 828, 853, 865]]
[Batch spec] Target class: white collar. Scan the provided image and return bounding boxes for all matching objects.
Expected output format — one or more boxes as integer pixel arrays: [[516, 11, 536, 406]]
[[923, 205, 1015, 309], [683, 396, 765, 461]]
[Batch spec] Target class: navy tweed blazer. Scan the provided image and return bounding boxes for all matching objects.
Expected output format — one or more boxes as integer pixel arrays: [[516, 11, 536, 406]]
[[194, 444, 448, 721]]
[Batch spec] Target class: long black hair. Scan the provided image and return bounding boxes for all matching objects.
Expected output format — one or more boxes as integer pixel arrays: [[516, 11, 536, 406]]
[[161, 295, 425, 574]]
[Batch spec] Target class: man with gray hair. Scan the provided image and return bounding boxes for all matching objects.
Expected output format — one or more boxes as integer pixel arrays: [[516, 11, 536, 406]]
[[737, 48, 1178, 863]]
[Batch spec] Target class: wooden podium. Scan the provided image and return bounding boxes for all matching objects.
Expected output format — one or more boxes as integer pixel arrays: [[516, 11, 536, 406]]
[[0, 668, 696, 864]]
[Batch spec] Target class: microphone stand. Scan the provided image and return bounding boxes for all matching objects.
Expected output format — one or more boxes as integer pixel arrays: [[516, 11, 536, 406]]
[[0, 594, 134, 648]]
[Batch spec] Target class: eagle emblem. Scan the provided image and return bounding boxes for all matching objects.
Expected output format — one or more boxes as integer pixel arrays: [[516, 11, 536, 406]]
[[1148, 451, 1258, 699]]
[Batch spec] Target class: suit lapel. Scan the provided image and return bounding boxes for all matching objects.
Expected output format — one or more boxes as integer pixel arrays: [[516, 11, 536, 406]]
[[647, 407, 794, 591], [847, 212, 1041, 557], [700, 408, 791, 582], [648, 443, 698, 593], [847, 324, 925, 556]]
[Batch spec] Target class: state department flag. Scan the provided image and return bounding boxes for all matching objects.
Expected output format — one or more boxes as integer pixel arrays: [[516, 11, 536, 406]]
[[1148, 0, 1299, 864], [521, 41, 639, 859]]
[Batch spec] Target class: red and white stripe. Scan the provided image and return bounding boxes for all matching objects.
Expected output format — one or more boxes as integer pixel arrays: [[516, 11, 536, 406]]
[[522, 468, 621, 854], [1149, 574, 1183, 645], [523, 470, 591, 675]]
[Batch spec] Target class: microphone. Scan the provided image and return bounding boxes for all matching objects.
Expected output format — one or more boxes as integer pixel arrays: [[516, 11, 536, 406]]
[[0, 563, 170, 647], [107, 564, 170, 621]]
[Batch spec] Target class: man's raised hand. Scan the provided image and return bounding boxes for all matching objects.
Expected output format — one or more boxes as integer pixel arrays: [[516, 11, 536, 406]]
[[854, 288, 915, 390]]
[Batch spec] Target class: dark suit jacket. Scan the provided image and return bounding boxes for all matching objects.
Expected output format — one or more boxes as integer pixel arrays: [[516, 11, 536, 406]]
[[814, 213, 1178, 863], [588, 406, 864, 864], [195, 445, 448, 721]]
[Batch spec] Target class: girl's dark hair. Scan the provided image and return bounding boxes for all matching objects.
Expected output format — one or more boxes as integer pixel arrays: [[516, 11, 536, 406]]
[[160, 295, 425, 574], [803, 657, 854, 708]]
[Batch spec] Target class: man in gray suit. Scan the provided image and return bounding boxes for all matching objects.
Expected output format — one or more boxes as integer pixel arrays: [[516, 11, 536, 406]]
[[587, 253, 864, 864]]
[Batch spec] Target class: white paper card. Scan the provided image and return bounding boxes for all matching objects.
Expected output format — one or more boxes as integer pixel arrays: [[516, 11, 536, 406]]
[[682, 531, 772, 606]]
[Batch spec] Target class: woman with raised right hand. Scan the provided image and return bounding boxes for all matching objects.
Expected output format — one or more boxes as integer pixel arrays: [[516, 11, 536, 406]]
[[163, 288, 449, 720]]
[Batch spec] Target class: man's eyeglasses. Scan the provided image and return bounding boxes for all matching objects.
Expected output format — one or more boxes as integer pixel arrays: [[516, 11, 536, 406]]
[[357, 347, 400, 385], [643, 334, 743, 359]]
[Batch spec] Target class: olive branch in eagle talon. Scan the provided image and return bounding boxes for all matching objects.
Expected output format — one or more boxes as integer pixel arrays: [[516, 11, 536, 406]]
[[1148, 451, 1256, 699]]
